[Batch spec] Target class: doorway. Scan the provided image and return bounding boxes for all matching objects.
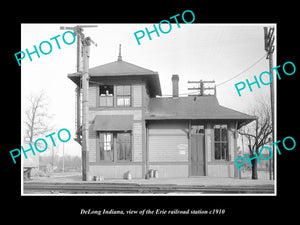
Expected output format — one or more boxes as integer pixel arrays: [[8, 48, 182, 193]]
[[190, 125, 205, 176]]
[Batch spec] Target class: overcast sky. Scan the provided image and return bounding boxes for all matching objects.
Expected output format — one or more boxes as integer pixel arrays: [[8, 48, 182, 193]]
[[21, 23, 276, 156]]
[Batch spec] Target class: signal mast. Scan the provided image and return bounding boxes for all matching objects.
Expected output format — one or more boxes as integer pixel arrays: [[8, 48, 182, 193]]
[[61, 25, 98, 181]]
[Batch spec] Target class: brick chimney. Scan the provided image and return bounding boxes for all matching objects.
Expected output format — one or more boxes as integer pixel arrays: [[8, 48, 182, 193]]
[[172, 74, 179, 98]]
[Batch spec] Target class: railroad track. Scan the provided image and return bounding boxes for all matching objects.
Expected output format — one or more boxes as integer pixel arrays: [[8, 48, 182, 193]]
[[23, 182, 274, 194]]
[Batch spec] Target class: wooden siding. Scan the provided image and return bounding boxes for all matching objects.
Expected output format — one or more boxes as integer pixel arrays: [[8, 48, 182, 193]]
[[205, 125, 213, 162], [88, 85, 97, 108], [89, 164, 143, 179], [148, 121, 188, 162], [88, 123, 97, 162], [132, 84, 142, 107], [133, 122, 143, 162], [149, 136, 188, 162], [143, 83, 150, 108], [207, 164, 234, 177], [89, 138, 97, 163], [228, 128, 235, 161], [86, 80, 145, 165], [149, 164, 189, 178]]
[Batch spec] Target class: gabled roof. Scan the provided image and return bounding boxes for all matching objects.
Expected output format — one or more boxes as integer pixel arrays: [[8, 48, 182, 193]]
[[145, 96, 256, 129], [68, 59, 162, 97]]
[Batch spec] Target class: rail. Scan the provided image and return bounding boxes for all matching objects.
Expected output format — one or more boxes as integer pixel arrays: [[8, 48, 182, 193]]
[[23, 182, 274, 194]]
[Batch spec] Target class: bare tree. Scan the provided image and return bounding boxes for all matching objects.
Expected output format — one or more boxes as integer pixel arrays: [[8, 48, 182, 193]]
[[22, 91, 54, 178], [238, 98, 273, 179], [23, 91, 53, 144]]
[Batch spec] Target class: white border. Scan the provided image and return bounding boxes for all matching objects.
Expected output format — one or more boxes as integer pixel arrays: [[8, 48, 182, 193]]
[[21, 23, 277, 197]]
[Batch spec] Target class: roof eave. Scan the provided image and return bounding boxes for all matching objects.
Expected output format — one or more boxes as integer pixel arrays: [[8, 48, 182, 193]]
[[68, 73, 80, 86], [236, 117, 257, 129], [67, 72, 162, 96], [145, 116, 257, 129]]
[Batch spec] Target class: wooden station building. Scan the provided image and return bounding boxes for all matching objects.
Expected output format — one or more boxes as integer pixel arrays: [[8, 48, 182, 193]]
[[68, 49, 256, 179]]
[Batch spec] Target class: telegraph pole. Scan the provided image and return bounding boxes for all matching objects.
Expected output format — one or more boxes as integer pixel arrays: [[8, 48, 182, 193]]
[[60, 25, 97, 145], [264, 26, 275, 180], [81, 39, 89, 181], [81, 37, 97, 181], [60, 25, 97, 181], [188, 80, 216, 96]]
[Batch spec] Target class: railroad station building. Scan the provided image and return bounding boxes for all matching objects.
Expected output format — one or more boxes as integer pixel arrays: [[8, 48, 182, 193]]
[[68, 50, 256, 180]]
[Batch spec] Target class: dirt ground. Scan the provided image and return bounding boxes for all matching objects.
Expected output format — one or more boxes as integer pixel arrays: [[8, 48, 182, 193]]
[[241, 170, 272, 180], [26, 171, 275, 187]]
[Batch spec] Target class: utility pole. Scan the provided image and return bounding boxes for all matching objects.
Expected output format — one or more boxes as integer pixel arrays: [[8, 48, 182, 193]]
[[60, 25, 97, 181], [81, 36, 97, 181], [188, 80, 216, 96], [264, 26, 275, 180], [60, 25, 97, 145]]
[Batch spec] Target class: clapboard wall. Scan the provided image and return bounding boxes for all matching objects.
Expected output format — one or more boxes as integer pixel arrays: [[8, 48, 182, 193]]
[[147, 121, 189, 178]]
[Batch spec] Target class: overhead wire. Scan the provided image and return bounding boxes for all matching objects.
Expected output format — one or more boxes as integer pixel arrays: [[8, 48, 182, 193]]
[[215, 53, 268, 87], [159, 52, 268, 97]]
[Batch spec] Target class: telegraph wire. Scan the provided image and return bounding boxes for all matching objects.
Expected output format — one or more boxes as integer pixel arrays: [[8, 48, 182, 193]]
[[160, 53, 268, 97], [216, 53, 268, 87], [83, 53, 268, 98]]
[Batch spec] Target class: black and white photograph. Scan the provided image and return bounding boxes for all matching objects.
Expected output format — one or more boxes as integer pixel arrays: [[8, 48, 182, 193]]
[[4, 6, 298, 221], [20, 23, 276, 196]]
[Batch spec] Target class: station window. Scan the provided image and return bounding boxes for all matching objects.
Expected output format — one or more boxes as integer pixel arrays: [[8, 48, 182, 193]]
[[214, 124, 229, 160], [99, 132, 114, 161], [98, 131, 132, 162], [116, 85, 131, 107], [99, 85, 113, 107]]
